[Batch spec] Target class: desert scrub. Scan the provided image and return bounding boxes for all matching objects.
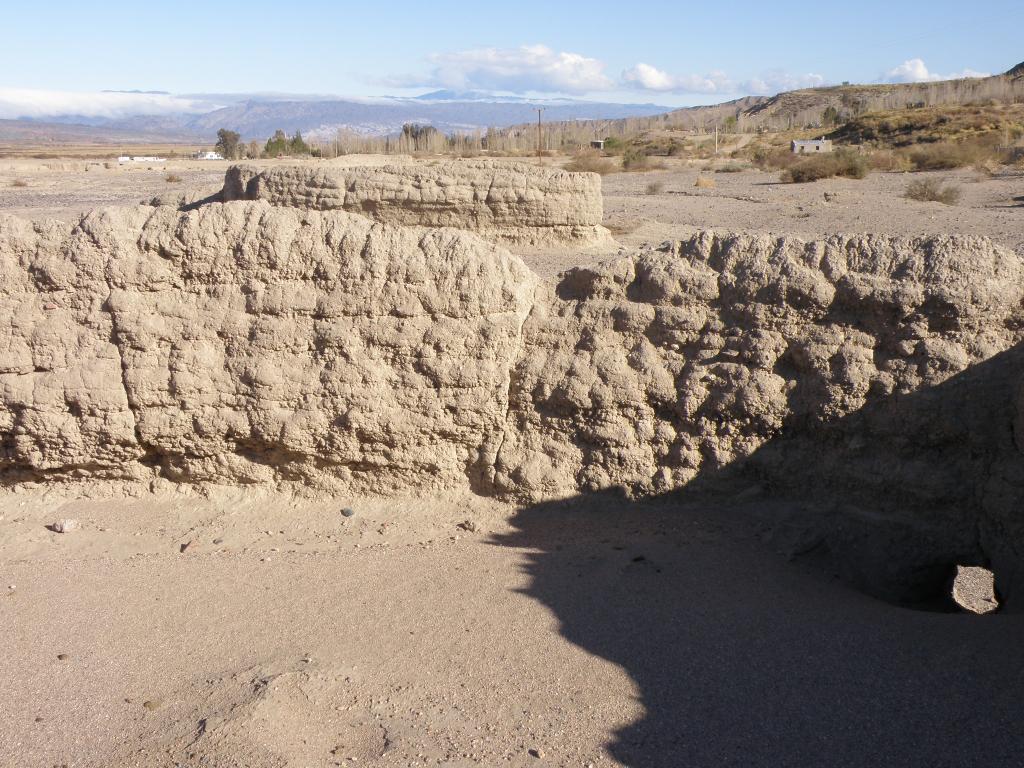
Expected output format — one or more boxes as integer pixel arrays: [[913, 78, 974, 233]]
[[165, 173, 183, 183], [645, 180, 664, 195], [564, 151, 616, 175], [904, 178, 961, 205], [714, 162, 748, 173], [10, 178, 28, 187], [694, 176, 716, 189], [782, 149, 868, 182], [622, 147, 666, 172]]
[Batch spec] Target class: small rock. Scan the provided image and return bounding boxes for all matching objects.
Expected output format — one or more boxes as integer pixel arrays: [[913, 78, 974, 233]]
[[528, 748, 544, 759], [341, 507, 356, 518], [142, 700, 161, 711], [57, 653, 69, 661], [824, 191, 838, 203], [457, 520, 478, 533], [179, 539, 196, 553], [212, 538, 224, 545], [49, 519, 79, 534]]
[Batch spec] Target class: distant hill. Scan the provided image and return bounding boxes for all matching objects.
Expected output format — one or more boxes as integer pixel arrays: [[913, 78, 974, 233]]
[[0, 118, 198, 145], [0, 94, 671, 145], [498, 62, 1024, 141]]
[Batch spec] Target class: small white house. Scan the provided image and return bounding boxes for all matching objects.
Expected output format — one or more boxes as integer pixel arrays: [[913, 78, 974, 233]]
[[791, 139, 833, 154], [590, 139, 605, 150], [196, 151, 224, 160]]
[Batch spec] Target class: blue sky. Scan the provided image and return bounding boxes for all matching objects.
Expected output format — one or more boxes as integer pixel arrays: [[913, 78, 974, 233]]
[[1, 0, 1021, 117]]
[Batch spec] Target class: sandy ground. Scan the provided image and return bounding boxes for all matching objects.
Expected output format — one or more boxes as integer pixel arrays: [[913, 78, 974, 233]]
[[1, 490, 1019, 767], [1, 156, 1023, 766]]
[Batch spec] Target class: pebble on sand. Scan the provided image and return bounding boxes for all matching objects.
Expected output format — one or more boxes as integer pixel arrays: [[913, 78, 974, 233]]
[[341, 507, 356, 518], [49, 519, 79, 534]]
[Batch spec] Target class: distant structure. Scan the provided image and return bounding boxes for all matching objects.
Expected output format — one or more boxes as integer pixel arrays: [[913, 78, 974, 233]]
[[117, 156, 166, 163], [791, 139, 833, 154], [196, 151, 224, 161], [590, 139, 605, 150]]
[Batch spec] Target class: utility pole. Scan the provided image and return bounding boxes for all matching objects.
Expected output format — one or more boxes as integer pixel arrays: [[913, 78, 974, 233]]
[[535, 107, 545, 163], [715, 124, 719, 155]]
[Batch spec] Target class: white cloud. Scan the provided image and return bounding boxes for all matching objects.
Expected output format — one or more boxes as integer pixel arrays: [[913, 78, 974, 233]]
[[621, 63, 731, 94], [0, 88, 217, 120], [882, 59, 989, 84], [622, 63, 825, 95], [389, 44, 614, 94]]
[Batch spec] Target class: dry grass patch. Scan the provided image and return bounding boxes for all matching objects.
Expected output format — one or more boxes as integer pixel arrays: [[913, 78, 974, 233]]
[[694, 176, 716, 189], [165, 173, 183, 183], [10, 178, 28, 187], [904, 178, 962, 205]]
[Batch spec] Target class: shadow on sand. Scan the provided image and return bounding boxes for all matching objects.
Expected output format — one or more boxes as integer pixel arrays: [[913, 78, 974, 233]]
[[494, 343, 1024, 766]]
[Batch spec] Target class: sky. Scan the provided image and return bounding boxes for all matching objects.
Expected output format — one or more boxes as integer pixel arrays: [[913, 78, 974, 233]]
[[0, 0, 1021, 118]]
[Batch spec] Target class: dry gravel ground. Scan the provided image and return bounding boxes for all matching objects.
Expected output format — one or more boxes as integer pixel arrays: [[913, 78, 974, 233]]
[[3, 156, 1021, 279], [0, 155, 402, 222], [1, 157, 1023, 767], [527, 161, 1024, 279]]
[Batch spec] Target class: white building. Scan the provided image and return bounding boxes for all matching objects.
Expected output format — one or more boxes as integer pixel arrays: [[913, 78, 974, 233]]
[[791, 139, 833, 154], [196, 151, 224, 160]]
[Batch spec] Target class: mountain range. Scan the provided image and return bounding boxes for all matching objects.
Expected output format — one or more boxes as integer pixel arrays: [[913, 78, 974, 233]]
[[0, 92, 670, 145]]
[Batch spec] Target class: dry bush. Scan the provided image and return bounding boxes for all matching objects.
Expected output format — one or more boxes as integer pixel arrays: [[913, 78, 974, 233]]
[[165, 173, 183, 183], [902, 136, 1008, 171], [622, 147, 666, 172], [781, 150, 869, 183], [749, 144, 799, 171], [564, 151, 616, 175], [694, 176, 716, 189], [973, 158, 1001, 177], [867, 150, 912, 172], [10, 178, 28, 187], [714, 162, 748, 173], [904, 178, 962, 205], [645, 180, 664, 195]]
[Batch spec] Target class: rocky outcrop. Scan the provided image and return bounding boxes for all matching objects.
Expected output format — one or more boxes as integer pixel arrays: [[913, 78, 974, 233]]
[[0, 203, 537, 494], [3, 207, 1023, 603], [221, 161, 612, 247], [494, 232, 1024, 500], [492, 233, 1024, 603]]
